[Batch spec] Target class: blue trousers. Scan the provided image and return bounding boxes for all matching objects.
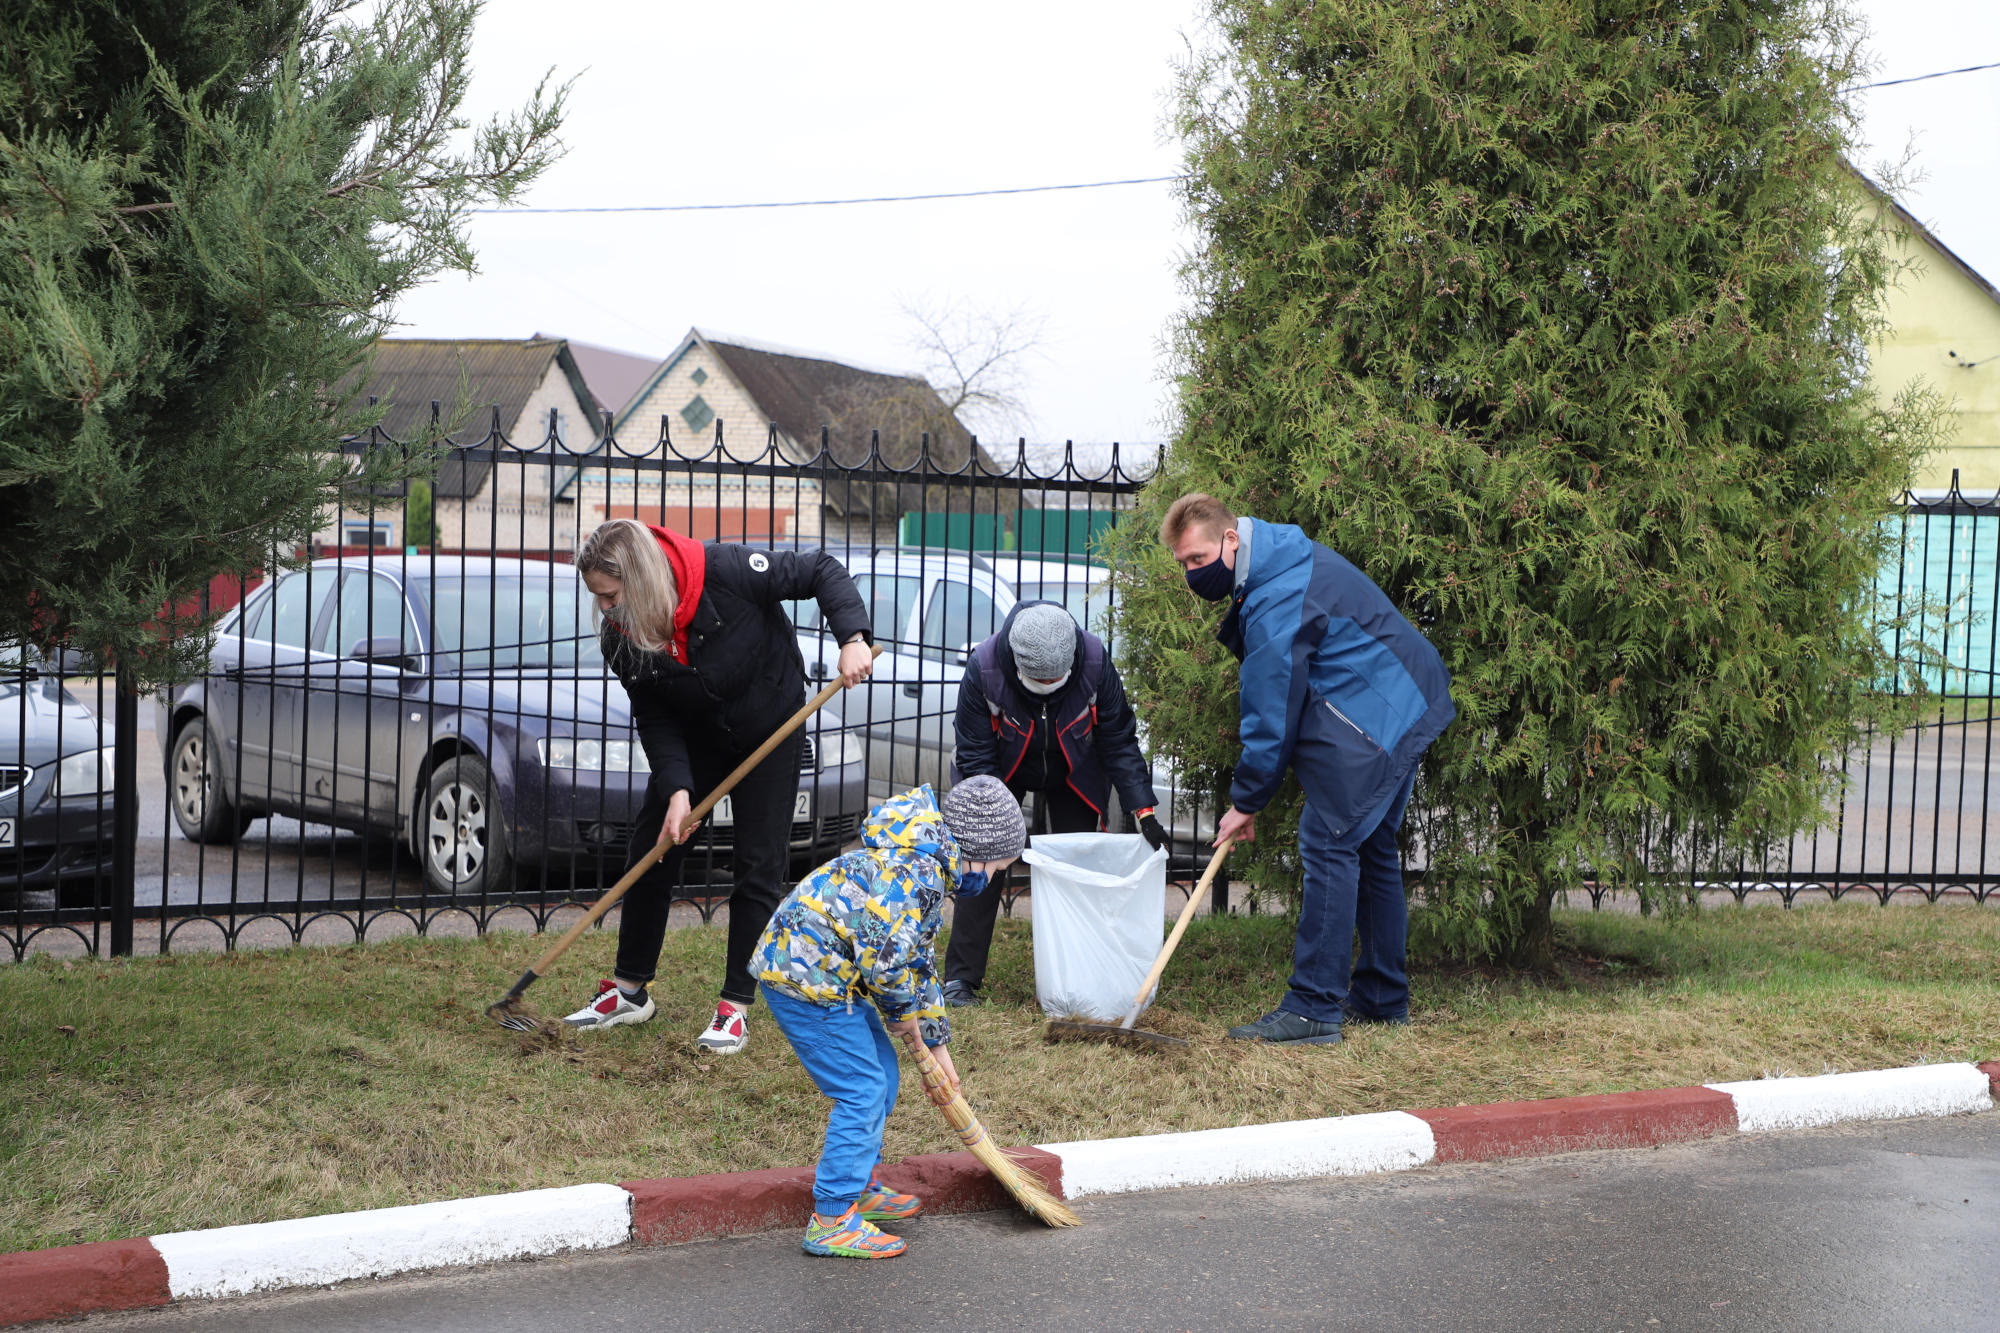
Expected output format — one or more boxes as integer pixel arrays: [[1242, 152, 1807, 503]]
[[1285, 770, 1416, 1024], [760, 984, 900, 1216]]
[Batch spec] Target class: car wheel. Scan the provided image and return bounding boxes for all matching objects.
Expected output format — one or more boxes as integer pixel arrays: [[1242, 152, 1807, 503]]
[[421, 754, 511, 896], [169, 717, 255, 843]]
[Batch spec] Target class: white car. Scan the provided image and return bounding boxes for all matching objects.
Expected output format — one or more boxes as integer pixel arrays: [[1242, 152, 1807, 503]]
[[787, 546, 1018, 801]]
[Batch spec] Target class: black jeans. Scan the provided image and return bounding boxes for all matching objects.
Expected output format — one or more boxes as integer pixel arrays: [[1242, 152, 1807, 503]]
[[943, 782, 1097, 992], [614, 731, 803, 1006]]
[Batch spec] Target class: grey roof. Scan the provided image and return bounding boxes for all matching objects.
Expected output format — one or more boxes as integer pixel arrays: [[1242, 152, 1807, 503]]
[[345, 339, 596, 498], [557, 336, 664, 422], [700, 336, 1006, 517]]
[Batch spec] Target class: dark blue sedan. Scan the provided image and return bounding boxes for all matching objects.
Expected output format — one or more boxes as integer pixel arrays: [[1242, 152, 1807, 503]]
[[157, 557, 868, 897], [2, 642, 116, 905]]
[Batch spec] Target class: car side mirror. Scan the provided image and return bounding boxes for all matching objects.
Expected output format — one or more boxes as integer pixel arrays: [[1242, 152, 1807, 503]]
[[349, 636, 420, 672], [954, 641, 978, 666]]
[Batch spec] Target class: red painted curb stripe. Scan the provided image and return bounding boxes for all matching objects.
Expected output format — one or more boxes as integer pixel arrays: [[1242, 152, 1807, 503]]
[[0, 1237, 171, 1325], [1412, 1086, 1738, 1162], [1979, 1061, 2000, 1099], [620, 1147, 1065, 1247]]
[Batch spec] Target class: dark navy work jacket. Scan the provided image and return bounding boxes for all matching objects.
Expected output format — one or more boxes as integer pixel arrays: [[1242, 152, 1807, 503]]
[[951, 601, 1158, 825]]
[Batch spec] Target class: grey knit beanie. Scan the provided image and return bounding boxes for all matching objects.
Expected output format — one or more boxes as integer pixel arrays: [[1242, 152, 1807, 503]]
[[1008, 604, 1077, 682], [940, 775, 1026, 863]]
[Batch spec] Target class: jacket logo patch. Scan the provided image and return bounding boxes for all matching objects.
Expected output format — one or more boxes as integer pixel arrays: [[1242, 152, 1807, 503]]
[[748, 553, 770, 572]]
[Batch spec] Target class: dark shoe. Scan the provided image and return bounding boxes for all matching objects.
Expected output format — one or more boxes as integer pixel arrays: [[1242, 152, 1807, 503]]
[[1226, 1008, 1342, 1045], [1341, 1004, 1409, 1027], [940, 980, 982, 1008]]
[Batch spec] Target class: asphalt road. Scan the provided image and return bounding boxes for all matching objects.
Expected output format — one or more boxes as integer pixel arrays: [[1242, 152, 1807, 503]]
[[81, 1114, 2000, 1332]]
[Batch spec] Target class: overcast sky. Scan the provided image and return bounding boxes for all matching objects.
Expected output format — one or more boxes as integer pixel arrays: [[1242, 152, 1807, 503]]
[[392, 0, 2000, 446]]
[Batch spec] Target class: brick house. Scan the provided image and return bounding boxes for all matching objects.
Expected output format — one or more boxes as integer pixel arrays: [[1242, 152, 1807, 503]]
[[322, 337, 603, 555], [561, 328, 995, 545]]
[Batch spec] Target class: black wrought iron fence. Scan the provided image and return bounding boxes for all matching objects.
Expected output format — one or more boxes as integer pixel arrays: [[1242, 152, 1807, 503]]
[[2, 416, 1231, 960], [3, 421, 1996, 962]]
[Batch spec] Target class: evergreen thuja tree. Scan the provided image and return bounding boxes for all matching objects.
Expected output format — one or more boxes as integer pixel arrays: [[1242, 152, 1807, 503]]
[[0, 0, 568, 684], [1107, 0, 1938, 963]]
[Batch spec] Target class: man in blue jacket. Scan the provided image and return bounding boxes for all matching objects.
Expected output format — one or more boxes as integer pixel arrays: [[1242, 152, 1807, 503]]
[[946, 601, 1163, 1006], [1161, 493, 1455, 1044]]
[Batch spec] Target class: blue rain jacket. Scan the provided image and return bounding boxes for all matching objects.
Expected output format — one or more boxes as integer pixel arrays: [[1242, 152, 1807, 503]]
[[1219, 518, 1456, 837]]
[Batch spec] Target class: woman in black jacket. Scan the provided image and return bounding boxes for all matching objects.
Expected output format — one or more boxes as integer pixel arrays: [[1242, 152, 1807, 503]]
[[563, 518, 874, 1053]]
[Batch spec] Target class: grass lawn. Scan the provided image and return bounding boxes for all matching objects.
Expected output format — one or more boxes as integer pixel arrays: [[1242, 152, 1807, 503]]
[[3, 902, 1996, 1254]]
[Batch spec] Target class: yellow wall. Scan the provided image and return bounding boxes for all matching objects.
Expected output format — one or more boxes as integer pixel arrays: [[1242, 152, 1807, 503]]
[[1868, 200, 2000, 499]]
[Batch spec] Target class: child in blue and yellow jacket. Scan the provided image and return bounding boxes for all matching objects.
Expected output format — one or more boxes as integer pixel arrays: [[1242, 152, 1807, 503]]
[[752, 777, 1024, 1259]]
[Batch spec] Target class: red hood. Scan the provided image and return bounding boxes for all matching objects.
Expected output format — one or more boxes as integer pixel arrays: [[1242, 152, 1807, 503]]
[[646, 524, 706, 663]]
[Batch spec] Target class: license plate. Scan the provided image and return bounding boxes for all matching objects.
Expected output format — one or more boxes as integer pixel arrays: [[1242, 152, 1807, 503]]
[[710, 791, 811, 827], [0, 818, 13, 849]]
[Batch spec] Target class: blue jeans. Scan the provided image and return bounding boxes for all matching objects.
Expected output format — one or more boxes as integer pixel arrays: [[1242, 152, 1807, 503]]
[[1285, 770, 1416, 1024], [760, 984, 900, 1216]]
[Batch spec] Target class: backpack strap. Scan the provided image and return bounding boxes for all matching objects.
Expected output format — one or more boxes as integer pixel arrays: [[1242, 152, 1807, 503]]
[[973, 636, 1007, 716], [1078, 632, 1107, 706]]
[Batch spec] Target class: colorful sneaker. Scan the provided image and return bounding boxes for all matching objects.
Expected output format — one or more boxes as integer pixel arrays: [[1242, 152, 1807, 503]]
[[856, 1173, 924, 1222], [802, 1204, 906, 1259], [562, 979, 655, 1030], [695, 999, 749, 1054]]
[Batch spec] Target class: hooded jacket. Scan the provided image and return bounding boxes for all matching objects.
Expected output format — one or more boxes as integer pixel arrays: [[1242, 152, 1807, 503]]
[[601, 530, 870, 795], [752, 785, 959, 1047], [1221, 518, 1456, 837], [951, 600, 1157, 823]]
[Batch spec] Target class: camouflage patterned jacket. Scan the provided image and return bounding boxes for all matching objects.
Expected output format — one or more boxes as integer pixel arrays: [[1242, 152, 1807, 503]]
[[752, 785, 959, 1047]]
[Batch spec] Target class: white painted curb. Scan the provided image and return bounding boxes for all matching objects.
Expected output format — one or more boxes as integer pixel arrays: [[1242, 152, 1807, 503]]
[[1709, 1062, 1994, 1134], [150, 1184, 632, 1300], [1041, 1110, 1437, 1198]]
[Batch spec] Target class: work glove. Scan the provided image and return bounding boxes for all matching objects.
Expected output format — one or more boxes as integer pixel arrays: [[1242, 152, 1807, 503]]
[[1137, 812, 1168, 850]]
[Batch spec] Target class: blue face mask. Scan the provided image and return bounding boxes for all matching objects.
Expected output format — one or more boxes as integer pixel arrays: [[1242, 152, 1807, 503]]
[[953, 869, 991, 900], [1185, 553, 1234, 602]]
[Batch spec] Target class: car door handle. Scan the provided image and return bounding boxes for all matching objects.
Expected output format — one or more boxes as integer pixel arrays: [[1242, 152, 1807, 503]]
[[902, 681, 921, 699]]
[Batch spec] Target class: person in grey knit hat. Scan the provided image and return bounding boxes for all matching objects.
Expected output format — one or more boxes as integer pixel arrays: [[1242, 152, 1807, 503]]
[[940, 775, 1027, 864], [946, 599, 1163, 1007], [1007, 604, 1077, 687]]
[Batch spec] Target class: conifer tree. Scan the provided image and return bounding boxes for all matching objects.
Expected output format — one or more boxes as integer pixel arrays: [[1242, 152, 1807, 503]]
[[1110, 0, 1938, 962], [0, 0, 567, 683]]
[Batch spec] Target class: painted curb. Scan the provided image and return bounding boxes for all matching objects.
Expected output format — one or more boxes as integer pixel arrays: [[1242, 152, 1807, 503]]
[[1042, 1111, 1436, 1197], [1706, 1063, 1995, 1133], [150, 1184, 632, 1301], [0, 1239, 170, 1326], [1412, 1085, 1738, 1162], [621, 1148, 1064, 1246], [2, 1063, 1992, 1328]]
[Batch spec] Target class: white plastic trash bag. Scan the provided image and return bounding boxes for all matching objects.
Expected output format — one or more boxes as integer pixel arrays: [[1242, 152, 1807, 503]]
[[1022, 832, 1167, 1021]]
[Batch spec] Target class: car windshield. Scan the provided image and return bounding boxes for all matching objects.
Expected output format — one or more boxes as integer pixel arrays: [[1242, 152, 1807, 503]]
[[420, 575, 604, 672]]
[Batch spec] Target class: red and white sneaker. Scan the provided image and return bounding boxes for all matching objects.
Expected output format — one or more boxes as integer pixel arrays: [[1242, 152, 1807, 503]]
[[695, 999, 749, 1054], [562, 979, 655, 1030]]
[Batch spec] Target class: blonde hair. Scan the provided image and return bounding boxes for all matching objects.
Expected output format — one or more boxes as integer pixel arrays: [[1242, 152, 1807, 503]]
[[1159, 492, 1237, 549], [575, 519, 679, 653]]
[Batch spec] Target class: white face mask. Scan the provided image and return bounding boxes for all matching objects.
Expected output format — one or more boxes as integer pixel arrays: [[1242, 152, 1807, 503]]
[[1019, 671, 1070, 696]]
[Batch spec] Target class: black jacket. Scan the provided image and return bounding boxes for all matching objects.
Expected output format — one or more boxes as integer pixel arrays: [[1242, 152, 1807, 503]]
[[602, 544, 870, 795], [951, 600, 1157, 824]]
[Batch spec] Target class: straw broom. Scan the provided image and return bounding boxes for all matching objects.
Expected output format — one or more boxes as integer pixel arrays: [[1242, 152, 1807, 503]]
[[895, 1029, 1080, 1228]]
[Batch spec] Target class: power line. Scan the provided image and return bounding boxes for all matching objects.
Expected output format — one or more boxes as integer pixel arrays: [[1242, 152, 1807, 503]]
[[471, 61, 1999, 218], [472, 175, 1180, 216], [1861, 59, 2000, 90]]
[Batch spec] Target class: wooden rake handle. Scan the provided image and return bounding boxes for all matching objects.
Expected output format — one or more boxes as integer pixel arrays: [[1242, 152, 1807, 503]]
[[1118, 836, 1234, 1031], [495, 645, 882, 1004]]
